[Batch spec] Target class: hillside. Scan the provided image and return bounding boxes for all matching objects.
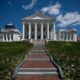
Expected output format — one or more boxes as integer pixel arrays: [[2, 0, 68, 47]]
[[45, 41, 80, 80], [0, 41, 33, 80]]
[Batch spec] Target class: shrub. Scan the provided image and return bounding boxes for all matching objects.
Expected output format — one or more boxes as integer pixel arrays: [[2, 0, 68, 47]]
[[45, 41, 80, 80], [0, 41, 33, 80]]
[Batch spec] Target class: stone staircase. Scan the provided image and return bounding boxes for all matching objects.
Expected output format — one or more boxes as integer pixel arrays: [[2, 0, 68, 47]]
[[13, 44, 63, 80], [31, 40, 46, 45]]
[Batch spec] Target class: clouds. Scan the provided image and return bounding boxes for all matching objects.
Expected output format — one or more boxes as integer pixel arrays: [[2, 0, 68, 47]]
[[22, 1, 80, 27], [57, 12, 80, 27], [22, 0, 37, 10], [41, 2, 80, 27], [41, 2, 61, 15]]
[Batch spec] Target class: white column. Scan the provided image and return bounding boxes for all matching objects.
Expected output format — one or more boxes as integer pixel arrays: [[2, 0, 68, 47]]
[[35, 23, 37, 40], [64, 32, 65, 41], [62, 32, 64, 41], [59, 32, 61, 41], [59, 32, 60, 40], [6, 33, 8, 41], [9, 33, 12, 41], [47, 23, 49, 39], [66, 32, 68, 41], [70, 32, 72, 41], [29, 23, 31, 39], [73, 33, 77, 41], [63, 32, 64, 41], [2, 33, 5, 41], [41, 23, 43, 40], [51, 31, 52, 40], [22, 23, 25, 40], [53, 23, 56, 40]]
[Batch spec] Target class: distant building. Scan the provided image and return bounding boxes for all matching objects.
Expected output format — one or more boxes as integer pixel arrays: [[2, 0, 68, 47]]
[[0, 23, 21, 42], [57, 29, 77, 41]]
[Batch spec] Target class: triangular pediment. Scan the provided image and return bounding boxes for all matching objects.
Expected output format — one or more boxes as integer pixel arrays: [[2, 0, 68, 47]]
[[22, 12, 54, 20], [31, 16, 44, 19]]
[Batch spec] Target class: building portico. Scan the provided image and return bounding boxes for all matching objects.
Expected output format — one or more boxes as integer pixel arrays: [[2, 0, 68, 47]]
[[22, 12, 56, 41]]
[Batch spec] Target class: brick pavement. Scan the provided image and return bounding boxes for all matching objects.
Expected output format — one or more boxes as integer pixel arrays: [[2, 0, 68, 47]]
[[14, 44, 61, 80]]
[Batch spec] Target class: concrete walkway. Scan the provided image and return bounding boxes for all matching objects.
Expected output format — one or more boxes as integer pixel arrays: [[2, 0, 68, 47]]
[[14, 44, 63, 80]]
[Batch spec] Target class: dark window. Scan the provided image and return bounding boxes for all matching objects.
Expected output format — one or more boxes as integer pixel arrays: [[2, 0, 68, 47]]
[[44, 27, 46, 32], [38, 28, 40, 32], [44, 35, 46, 39], [4, 33, 6, 40], [32, 35, 34, 39], [32, 28, 34, 31], [37, 35, 40, 39], [27, 28, 29, 31], [71, 37, 73, 40], [26, 35, 28, 39]]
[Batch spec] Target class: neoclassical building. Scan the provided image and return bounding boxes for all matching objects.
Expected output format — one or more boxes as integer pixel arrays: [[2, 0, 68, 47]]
[[0, 13, 77, 42], [22, 12, 56, 41], [0, 23, 21, 42], [22, 12, 77, 42], [57, 29, 77, 41]]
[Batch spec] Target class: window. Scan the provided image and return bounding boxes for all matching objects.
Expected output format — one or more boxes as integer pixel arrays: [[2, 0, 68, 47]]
[[44, 35, 46, 39], [38, 28, 40, 32], [32, 35, 34, 39], [43, 27, 46, 32], [4, 33, 6, 40]]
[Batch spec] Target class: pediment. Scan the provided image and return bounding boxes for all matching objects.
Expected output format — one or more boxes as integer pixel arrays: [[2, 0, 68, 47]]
[[31, 16, 44, 19], [22, 12, 54, 20]]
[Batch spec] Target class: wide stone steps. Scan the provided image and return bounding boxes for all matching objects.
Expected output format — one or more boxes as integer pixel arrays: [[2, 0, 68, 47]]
[[16, 75, 60, 80], [27, 53, 50, 60], [14, 44, 62, 80], [17, 68, 57, 72]]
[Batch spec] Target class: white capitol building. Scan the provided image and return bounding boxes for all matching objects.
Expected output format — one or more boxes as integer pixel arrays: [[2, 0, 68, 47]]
[[0, 12, 77, 42]]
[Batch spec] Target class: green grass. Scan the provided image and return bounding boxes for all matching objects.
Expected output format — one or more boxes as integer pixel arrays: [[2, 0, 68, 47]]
[[0, 41, 33, 80], [45, 41, 80, 80]]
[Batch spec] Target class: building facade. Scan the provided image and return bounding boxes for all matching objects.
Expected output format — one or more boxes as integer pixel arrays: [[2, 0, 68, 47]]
[[22, 12, 56, 41], [22, 12, 77, 42], [57, 29, 77, 41], [0, 23, 21, 42], [0, 13, 78, 42]]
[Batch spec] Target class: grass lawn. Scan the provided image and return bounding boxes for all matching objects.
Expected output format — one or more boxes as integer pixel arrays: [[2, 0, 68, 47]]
[[45, 41, 80, 80], [0, 41, 33, 80]]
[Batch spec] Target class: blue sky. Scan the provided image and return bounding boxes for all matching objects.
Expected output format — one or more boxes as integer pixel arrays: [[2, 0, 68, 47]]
[[0, 0, 80, 34]]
